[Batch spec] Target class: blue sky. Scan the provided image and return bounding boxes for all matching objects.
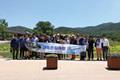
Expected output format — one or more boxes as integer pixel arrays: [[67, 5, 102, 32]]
[[0, 0, 120, 28]]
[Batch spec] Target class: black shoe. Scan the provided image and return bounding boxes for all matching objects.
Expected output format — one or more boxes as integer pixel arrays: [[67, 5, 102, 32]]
[[97, 58, 99, 61]]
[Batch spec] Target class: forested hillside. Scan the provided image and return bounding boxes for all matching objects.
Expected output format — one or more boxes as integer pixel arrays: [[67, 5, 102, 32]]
[[7, 22, 120, 41], [54, 22, 120, 41]]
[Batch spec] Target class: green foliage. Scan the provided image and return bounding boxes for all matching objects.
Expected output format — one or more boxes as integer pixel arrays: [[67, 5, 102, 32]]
[[0, 52, 12, 58], [109, 40, 120, 53], [34, 21, 54, 35], [0, 43, 10, 51], [0, 43, 11, 58], [110, 45, 120, 53], [0, 19, 8, 39], [54, 27, 80, 34], [54, 22, 120, 41]]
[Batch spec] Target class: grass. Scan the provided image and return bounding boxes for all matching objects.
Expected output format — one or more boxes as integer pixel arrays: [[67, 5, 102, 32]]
[[0, 52, 12, 58], [0, 41, 120, 59], [110, 45, 120, 53], [0, 43, 12, 58], [0, 43, 10, 51], [109, 40, 120, 53]]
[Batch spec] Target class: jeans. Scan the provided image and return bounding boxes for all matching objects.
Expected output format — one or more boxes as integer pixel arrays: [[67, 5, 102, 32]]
[[12, 48, 19, 59], [87, 48, 94, 60], [20, 48, 24, 59], [103, 47, 109, 60]]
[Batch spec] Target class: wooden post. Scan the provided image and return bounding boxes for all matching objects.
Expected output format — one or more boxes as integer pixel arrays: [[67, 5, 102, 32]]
[[108, 54, 120, 70], [45, 54, 58, 70]]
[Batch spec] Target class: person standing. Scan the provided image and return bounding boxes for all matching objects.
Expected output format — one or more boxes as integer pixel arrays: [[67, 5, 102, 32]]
[[23, 35, 30, 59], [19, 35, 25, 59], [70, 35, 77, 60], [10, 35, 20, 60], [79, 36, 87, 60], [64, 35, 70, 59], [30, 34, 39, 59], [87, 36, 95, 60], [102, 35, 110, 61], [95, 37, 102, 61]]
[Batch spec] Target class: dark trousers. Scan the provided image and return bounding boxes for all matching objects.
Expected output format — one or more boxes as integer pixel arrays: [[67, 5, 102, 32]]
[[87, 49, 94, 60], [20, 48, 24, 59], [12, 48, 18, 60], [58, 54, 63, 60], [80, 52, 86, 60], [102, 47, 109, 60]]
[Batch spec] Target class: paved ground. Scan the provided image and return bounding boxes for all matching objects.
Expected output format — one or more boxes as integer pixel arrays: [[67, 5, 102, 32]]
[[0, 58, 120, 80]]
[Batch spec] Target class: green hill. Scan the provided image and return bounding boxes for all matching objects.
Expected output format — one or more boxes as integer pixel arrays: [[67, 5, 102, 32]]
[[7, 23, 120, 41], [7, 26, 33, 34], [54, 22, 120, 41]]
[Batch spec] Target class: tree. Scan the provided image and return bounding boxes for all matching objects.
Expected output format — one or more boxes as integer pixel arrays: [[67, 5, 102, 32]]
[[34, 21, 54, 35], [0, 19, 8, 40]]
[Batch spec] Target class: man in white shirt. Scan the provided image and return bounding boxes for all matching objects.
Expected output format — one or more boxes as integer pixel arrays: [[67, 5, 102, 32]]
[[102, 35, 110, 61]]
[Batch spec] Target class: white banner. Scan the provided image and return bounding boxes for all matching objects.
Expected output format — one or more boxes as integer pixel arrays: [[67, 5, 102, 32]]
[[26, 42, 86, 55]]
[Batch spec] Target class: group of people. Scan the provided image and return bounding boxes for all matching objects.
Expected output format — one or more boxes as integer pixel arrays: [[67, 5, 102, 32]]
[[10, 33, 110, 61]]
